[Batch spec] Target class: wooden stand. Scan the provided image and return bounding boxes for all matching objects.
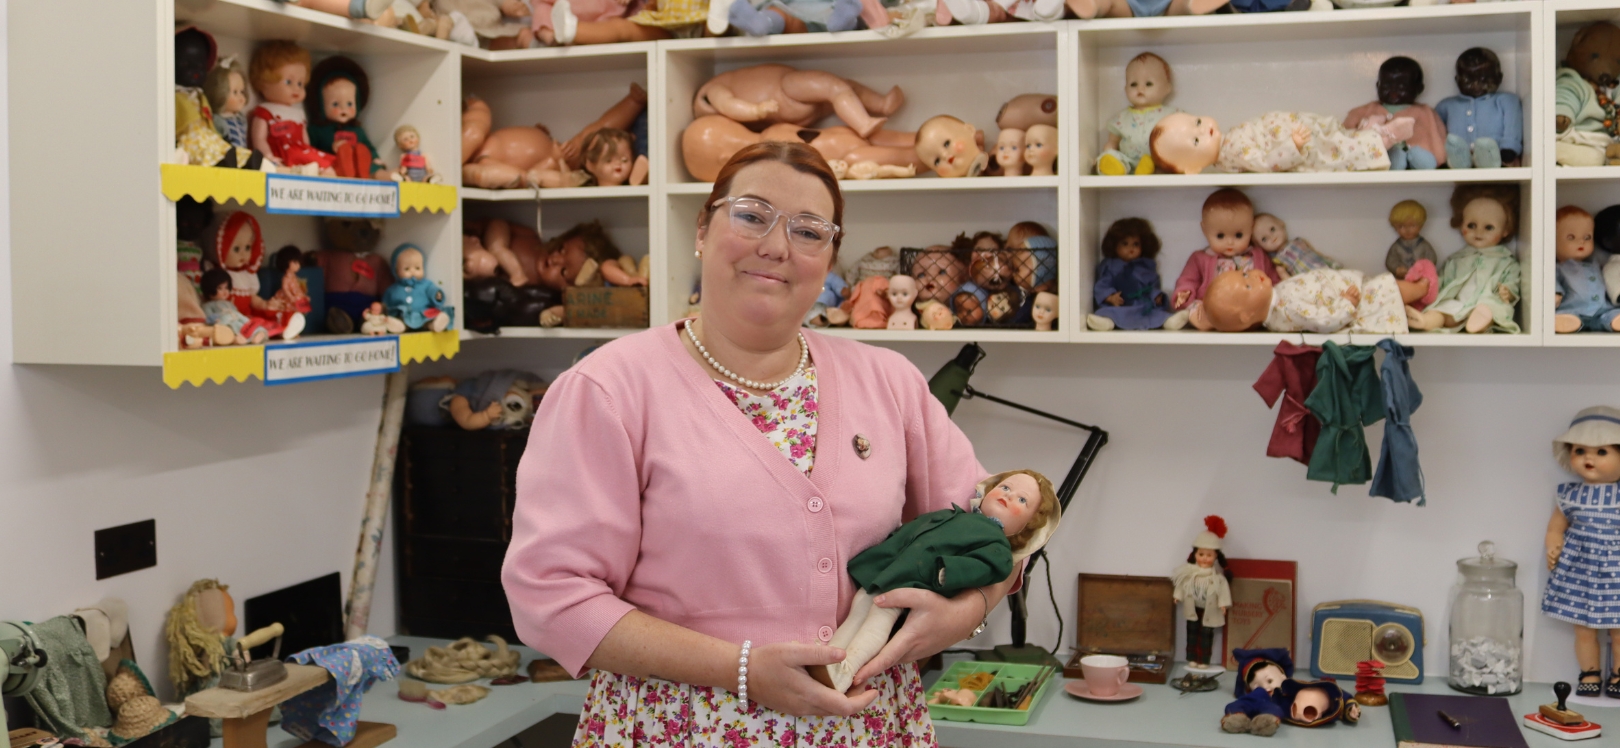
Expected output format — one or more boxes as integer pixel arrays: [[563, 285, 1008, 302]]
[[185, 664, 396, 748]]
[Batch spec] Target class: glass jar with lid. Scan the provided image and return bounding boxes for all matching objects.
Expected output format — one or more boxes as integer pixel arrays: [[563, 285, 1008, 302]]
[[1448, 540, 1522, 695]]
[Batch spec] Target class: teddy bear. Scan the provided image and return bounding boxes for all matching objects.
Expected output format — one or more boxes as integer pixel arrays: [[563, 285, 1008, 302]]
[[1555, 21, 1620, 166], [311, 217, 394, 334]]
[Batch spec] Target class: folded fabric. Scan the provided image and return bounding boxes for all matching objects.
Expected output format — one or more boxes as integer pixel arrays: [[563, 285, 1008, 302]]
[[281, 636, 400, 747]]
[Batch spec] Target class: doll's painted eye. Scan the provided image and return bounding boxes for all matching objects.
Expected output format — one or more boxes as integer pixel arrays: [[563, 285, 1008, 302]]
[[1599, 447, 1611, 456]]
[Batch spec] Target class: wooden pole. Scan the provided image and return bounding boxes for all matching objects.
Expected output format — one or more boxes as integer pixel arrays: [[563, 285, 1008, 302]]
[[345, 369, 409, 639]]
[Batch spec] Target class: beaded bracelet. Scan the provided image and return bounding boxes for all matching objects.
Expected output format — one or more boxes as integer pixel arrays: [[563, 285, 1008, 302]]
[[737, 639, 752, 703]]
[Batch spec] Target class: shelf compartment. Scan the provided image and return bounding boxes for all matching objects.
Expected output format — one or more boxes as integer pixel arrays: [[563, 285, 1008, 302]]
[[1076, 1, 1533, 47], [1076, 169, 1533, 189], [462, 186, 651, 202], [1552, 166, 1620, 182], [162, 331, 459, 389], [462, 41, 654, 76], [162, 165, 457, 215], [175, 0, 458, 57]]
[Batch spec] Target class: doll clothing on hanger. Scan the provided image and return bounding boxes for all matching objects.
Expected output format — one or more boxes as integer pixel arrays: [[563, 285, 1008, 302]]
[[1304, 341, 1385, 491], [281, 637, 400, 747], [1092, 257, 1171, 330], [1428, 243, 1520, 333], [1344, 101, 1447, 169], [1385, 235, 1437, 277], [1253, 341, 1323, 466], [1218, 112, 1390, 173], [1265, 269, 1410, 335], [1369, 339, 1424, 505], [1173, 246, 1280, 311], [1542, 482, 1620, 627], [252, 102, 337, 170], [1556, 253, 1620, 331], [1269, 238, 1341, 278], [1099, 105, 1178, 175]]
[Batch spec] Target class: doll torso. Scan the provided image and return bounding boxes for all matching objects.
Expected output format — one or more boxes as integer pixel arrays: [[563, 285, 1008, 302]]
[[1555, 68, 1611, 139], [1556, 255, 1618, 317], [400, 149, 428, 181], [1171, 562, 1230, 626], [216, 111, 249, 149], [847, 506, 1013, 596], [382, 278, 449, 329], [1108, 105, 1178, 162], [1430, 244, 1519, 331], [1542, 481, 1620, 627], [1386, 236, 1436, 275], [1096, 257, 1162, 305], [201, 299, 250, 333], [224, 268, 261, 317], [1435, 92, 1522, 151], [1218, 111, 1389, 173], [1271, 238, 1341, 277], [253, 102, 335, 167]]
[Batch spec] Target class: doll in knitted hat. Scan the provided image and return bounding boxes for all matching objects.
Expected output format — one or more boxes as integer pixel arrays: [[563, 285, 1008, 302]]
[[1543, 405, 1620, 697], [1174, 515, 1232, 673], [381, 244, 454, 332]]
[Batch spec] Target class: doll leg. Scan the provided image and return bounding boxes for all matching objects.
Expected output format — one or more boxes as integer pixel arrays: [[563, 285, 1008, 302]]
[[827, 597, 902, 693], [1387, 144, 1408, 171], [1445, 134, 1473, 169], [858, 0, 889, 27], [827, 0, 862, 31], [1471, 137, 1502, 169], [1576, 625, 1602, 691], [781, 71, 888, 138], [484, 219, 531, 286], [1556, 142, 1607, 167], [566, 17, 673, 45], [1463, 304, 1494, 333], [729, 1, 787, 34], [941, 0, 993, 24], [1556, 313, 1583, 334], [848, 80, 906, 119], [1395, 277, 1429, 306], [463, 158, 528, 189], [1405, 146, 1438, 170]]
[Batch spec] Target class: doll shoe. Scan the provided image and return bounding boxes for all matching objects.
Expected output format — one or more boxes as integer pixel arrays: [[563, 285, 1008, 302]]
[[282, 312, 306, 341], [1576, 670, 1602, 697], [1097, 153, 1127, 176], [1163, 309, 1190, 331], [1085, 314, 1115, 331], [707, 0, 735, 35], [1134, 155, 1155, 175], [551, 0, 578, 44], [1607, 670, 1620, 699], [1220, 714, 1250, 734], [1249, 715, 1280, 737]]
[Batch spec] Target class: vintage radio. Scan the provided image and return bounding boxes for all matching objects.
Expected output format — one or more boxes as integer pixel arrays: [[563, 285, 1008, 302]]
[[1309, 599, 1424, 684]]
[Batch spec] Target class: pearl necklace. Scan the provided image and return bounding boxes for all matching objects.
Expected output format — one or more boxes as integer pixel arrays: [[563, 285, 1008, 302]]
[[685, 320, 808, 391]]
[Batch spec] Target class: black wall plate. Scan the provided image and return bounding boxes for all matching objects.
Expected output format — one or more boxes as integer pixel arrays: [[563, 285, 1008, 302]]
[[95, 519, 156, 580]]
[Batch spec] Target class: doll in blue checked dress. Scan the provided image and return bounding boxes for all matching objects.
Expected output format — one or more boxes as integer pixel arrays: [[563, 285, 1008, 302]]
[[1542, 406, 1620, 698]]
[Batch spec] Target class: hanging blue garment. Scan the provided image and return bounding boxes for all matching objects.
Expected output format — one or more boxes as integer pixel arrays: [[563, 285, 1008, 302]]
[[281, 636, 399, 746], [1369, 339, 1425, 505]]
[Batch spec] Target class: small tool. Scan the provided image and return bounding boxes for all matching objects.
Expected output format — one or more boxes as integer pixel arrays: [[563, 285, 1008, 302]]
[[1525, 682, 1603, 741], [1438, 710, 1462, 729], [218, 623, 287, 692]]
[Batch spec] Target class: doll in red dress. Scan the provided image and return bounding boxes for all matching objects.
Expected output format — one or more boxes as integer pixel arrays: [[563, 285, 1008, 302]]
[[249, 41, 337, 176]]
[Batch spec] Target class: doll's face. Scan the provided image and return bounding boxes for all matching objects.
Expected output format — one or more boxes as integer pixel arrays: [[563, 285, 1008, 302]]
[[1376, 62, 1422, 106], [395, 248, 426, 281], [1202, 206, 1254, 258], [1569, 444, 1620, 483], [285, 258, 301, 274], [588, 139, 635, 187], [222, 71, 248, 115], [978, 473, 1042, 536], [886, 275, 917, 309], [1456, 56, 1503, 98], [1125, 56, 1173, 109], [1253, 215, 1287, 253], [1031, 292, 1057, 326], [1292, 687, 1331, 723], [538, 236, 591, 291], [323, 78, 358, 125], [1023, 125, 1057, 169], [1203, 268, 1274, 332], [1115, 235, 1142, 261], [971, 247, 1011, 290], [397, 130, 419, 151], [1557, 213, 1596, 261], [224, 224, 254, 271], [1151, 113, 1221, 174], [366, 301, 384, 316], [995, 129, 1025, 170], [1247, 663, 1286, 694], [1396, 220, 1423, 242], [915, 250, 967, 303], [207, 280, 232, 301], [1194, 548, 1218, 568], [919, 301, 955, 330], [260, 63, 308, 106], [917, 118, 988, 178], [1459, 198, 1508, 249]]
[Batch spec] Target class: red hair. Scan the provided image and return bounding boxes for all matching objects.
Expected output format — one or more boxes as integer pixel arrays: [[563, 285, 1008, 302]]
[[1557, 205, 1592, 222], [1202, 188, 1253, 217], [701, 142, 845, 253]]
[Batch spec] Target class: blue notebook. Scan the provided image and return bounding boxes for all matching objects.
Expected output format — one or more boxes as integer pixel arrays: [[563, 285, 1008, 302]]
[[1388, 692, 1528, 748]]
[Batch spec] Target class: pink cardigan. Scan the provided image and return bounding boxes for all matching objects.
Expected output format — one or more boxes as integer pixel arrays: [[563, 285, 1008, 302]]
[[1343, 101, 1448, 168], [1172, 247, 1281, 310], [501, 322, 988, 677]]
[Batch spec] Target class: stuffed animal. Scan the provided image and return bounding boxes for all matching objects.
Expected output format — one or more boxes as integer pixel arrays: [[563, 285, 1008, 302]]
[[312, 218, 394, 334], [1556, 22, 1620, 166]]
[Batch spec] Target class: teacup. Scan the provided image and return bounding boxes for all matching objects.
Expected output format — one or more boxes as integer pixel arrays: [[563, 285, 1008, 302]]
[[1079, 654, 1130, 697]]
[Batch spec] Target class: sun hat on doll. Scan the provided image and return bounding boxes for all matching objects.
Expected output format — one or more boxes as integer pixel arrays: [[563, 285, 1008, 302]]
[[1193, 515, 1227, 550], [1553, 405, 1620, 470]]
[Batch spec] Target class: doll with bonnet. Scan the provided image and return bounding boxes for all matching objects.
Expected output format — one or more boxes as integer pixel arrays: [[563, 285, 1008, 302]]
[[1173, 515, 1231, 672], [211, 212, 306, 340], [1543, 405, 1620, 697]]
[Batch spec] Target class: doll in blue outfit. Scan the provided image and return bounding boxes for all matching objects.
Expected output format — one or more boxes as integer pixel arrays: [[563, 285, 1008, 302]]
[[381, 244, 454, 332], [1554, 206, 1620, 333], [1087, 218, 1171, 331], [1435, 47, 1523, 169], [1221, 648, 1361, 736], [1543, 406, 1620, 697]]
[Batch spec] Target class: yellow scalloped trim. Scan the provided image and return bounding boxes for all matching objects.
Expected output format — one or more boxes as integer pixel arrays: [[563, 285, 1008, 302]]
[[163, 346, 265, 389], [400, 331, 460, 364], [400, 182, 457, 214], [161, 164, 267, 206]]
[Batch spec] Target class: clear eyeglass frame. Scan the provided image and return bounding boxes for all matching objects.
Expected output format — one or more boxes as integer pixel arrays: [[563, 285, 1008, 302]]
[[711, 196, 840, 256]]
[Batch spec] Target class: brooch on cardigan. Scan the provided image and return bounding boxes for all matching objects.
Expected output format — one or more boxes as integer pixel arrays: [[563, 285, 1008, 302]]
[[853, 434, 871, 460]]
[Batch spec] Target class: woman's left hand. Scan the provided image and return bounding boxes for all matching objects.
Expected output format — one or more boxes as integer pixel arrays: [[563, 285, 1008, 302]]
[[848, 588, 980, 687]]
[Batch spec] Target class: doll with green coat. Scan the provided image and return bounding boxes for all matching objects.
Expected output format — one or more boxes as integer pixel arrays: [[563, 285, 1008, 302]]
[[306, 56, 389, 179], [1407, 184, 1520, 334]]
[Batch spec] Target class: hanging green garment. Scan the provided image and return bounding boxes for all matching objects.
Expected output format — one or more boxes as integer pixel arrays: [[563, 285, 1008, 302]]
[[1303, 342, 1385, 492], [23, 616, 113, 740]]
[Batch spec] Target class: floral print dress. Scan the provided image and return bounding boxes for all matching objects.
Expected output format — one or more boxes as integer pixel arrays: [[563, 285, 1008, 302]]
[[571, 363, 938, 747], [1218, 111, 1390, 173]]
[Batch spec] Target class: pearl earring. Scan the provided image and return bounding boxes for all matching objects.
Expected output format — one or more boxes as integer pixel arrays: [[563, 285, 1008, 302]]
[[695, 250, 702, 258]]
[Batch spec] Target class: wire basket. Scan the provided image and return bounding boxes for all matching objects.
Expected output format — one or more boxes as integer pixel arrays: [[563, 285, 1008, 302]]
[[900, 245, 1057, 329]]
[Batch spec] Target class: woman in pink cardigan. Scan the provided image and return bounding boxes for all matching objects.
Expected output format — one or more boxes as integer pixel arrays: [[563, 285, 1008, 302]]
[[501, 142, 1011, 746]]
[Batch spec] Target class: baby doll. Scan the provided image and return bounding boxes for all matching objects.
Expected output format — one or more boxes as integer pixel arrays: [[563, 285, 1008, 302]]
[[393, 125, 441, 183], [806, 271, 850, 327], [1150, 111, 1406, 174], [1407, 184, 1520, 334], [382, 244, 454, 332], [1384, 199, 1438, 278], [270, 247, 313, 317], [952, 232, 1015, 326], [912, 245, 969, 308], [810, 469, 1061, 693], [200, 269, 270, 345], [1173, 515, 1232, 672], [1023, 124, 1057, 177], [1198, 265, 1429, 334], [1221, 648, 1361, 736], [307, 56, 389, 179], [713, 0, 863, 37], [1252, 213, 1340, 280], [1099, 52, 1179, 176], [249, 41, 337, 176], [1169, 189, 1280, 328], [1544, 406, 1620, 697], [1031, 291, 1058, 331], [1089, 217, 1171, 331], [1555, 22, 1620, 167], [693, 65, 902, 139], [917, 299, 956, 330], [580, 128, 649, 187], [534, 221, 644, 292], [1553, 206, 1620, 333], [175, 28, 264, 171], [886, 274, 918, 329], [204, 55, 251, 151], [361, 301, 405, 335], [1344, 56, 1447, 170], [915, 115, 989, 178], [994, 129, 1025, 176], [1066, 0, 1223, 20], [1437, 47, 1523, 169], [211, 212, 305, 340]]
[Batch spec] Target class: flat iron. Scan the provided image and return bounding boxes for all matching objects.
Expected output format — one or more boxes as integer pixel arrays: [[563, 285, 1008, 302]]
[[219, 622, 287, 692]]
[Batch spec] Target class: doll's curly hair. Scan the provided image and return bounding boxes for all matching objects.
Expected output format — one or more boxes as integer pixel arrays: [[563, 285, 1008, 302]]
[[165, 579, 230, 696], [981, 469, 1059, 553], [249, 41, 311, 95], [1449, 183, 1520, 240], [1100, 217, 1161, 260], [543, 220, 622, 263], [951, 231, 1004, 255]]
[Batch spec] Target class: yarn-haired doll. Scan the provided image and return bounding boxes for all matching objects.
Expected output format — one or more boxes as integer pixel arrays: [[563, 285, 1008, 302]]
[[1173, 515, 1232, 673], [1088, 217, 1171, 331], [1542, 405, 1620, 697]]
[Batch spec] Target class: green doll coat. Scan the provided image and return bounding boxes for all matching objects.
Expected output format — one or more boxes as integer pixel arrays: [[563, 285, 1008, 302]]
[[1428, 244, 1520, 333], [846, 507, 1012, 596], [1304, 341, 1385, 491]]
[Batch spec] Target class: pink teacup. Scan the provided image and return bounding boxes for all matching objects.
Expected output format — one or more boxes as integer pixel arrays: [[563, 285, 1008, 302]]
[[1079, 654, 1130, 697]]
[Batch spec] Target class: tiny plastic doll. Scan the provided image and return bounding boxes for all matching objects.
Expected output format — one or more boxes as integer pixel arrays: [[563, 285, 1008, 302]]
[[360, 301, 405, 335], [1543, 405, 1620, 697], [1437, 47, 1523, 168], [1252, 213, 1340, 280], [249, 41, 337, 176], [1222, 648, 1361, 736], [211, 212, 305, 340], [1031, 291, 1058, 331], [1023, 124, 1057, 177], [1169, 188, 1280, 329], [711, 0, 863, 37], [1098, 52, 1178, 176], [392, 125, 440, 183], [199, 270, 270, 345], [917, 299, 956, 330], [204, 55, 251, 150], [1407, 184, 1520, 334], [1089, 217, 1171, 331], [1149, 111, 1407, 175], [580, 128, 649, 187], [1384, 199, 1438, 278], [1174, 516, 1231, 672], [915, 115, 989, 178], [810, 469, 1061, 693], [1553, 206, 1620, 333], [270, 247, 313, 317], [1344, 56, 1447, 170], [307, 56, 388, 179], [1198, 264, 1429, 334], [886, 275, 918, 329], [382, 244, 454, 332], [1066, 0, 1223, 20], [994, 129, 1025, 176], [175, 28, 264, 171]]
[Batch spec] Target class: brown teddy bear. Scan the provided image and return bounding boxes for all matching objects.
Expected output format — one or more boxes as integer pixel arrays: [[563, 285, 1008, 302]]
[[1556, 21, 1620, 166]]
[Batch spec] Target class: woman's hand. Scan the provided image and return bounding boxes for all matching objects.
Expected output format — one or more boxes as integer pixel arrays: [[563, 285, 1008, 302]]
[[746, 641, 880, 717], [848, 588, 980, 687]]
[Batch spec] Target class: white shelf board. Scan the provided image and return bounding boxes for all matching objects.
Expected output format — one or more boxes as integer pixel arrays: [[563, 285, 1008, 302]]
[[1073, 330, 1540, 347], [175, 0, 459, 56], [1076, 168, 1533, 189], [462, 327, 644, 340], [817, 328, 1068, 343], [461, 41, 652, 77], [462, 186, 651, 202], [660, 23, 1057, 63], [1552, 1, 1620, 26], [1552, 166, 1620, 182], [1542, 332, 1620, 347], [666, 176, 1061, 195], [1077, 1, 1532, 47]]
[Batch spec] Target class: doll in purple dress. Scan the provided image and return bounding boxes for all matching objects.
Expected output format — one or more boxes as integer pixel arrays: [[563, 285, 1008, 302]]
[[1088, 217, 1172, 331]]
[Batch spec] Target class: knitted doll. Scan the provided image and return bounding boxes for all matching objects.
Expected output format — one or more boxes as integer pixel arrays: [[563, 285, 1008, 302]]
[[1173, 515, 1232, 673], [1088, 217, 1171, 331], [1543, 406, 1620, 697]]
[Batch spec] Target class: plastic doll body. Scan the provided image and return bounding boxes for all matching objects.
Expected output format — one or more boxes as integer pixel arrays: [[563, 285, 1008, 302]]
[[1437, 47, 1522, 168], [393, 126, 440, 183], [995, 94, 1059, 134], [1544, 408, 1620, 695], [279, 0, 395, 21], [1066, 0, 1223, 20], [540, 1, 670, 46], [711, 0, 864, 37], [682, 116, 920, 181], [461, 85, 645, 188], [1407, 193, 1520, 334], [535, 222, 642, 292], [693, 64, 903, 139], [935, 0, 1061, 25], [1385, 200, 1438, 278], [916, 116, 988, 178], [1553, 208, 1620, 333], [886, 275, 918, 329], [1151, 111, 1400, 175], [1023, 124, 1057, 177], [1253, 214, 1341, 280], [1199, 266, 1429, 333], [1031, 291, 1058, 331], [360, 301, 406, 335], [1099, 53, 1177, 176], [1344, 57, 1446, 170], [995, 129, 1025, 176]]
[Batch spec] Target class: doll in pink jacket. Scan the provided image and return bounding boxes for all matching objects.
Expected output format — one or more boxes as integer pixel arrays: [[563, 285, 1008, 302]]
[[1343, 56, 1447, 171], [1169, 188, 1280, 330]]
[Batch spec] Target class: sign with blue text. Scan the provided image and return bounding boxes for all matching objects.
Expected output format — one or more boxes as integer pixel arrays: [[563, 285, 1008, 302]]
[[265, 174, 400, 217], [264, 337, 400, 385]]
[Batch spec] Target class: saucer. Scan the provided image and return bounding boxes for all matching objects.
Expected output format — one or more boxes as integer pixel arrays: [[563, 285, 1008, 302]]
[[1064, 680, 1143, 702]]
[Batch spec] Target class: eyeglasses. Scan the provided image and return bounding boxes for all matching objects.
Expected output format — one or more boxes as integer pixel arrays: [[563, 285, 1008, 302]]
[[711, 196, 840, 255]]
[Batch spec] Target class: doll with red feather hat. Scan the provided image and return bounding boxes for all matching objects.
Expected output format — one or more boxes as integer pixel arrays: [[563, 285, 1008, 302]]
[[210, 211, 306, 340], [1173, 515, 1232, 673]]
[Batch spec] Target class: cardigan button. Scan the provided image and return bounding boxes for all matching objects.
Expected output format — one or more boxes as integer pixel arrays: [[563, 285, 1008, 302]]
[[807, 497, 824, 512], [818, 626, 834, 642], [818, 557, 833, 573]]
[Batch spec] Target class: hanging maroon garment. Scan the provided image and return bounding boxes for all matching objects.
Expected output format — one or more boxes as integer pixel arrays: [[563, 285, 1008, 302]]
[[1253, 341, 1323, 465]]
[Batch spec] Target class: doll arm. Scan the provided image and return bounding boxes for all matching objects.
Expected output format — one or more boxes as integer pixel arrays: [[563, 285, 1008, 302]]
[[1546, 504, 1570, 571], [1499, 94, 1523, 159], [1092, 262, 1120, 305], [1172, 256, 1204, 310], [1498, 260, 1521, 304], [598, 259, 648, 287], [449, 394, 505, 430], [250, 117, 280, 164], [1262, 133, 1306, 173], [1105, 133, 1122, 152], [1604, 255, 1620, 304], [935, 541, 1014, 594]]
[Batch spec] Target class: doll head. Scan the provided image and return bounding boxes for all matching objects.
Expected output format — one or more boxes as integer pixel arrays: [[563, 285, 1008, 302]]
[[1455, 47, 1503, 98], [1188, 514, 1227, 563], [365, 301, 385, 318], [1006, 221, 1050, 251], [1564, 22, 1620, 90], [978, 469, 1058, 552], [1248, 663, 1286, 694], [1201, 188, 1255, 258], [913, 245, 968, 303], [1292, 687, 1331, 723], [175, 27, 217, 89], [886, 275, 918, 310], [166, 579, 236, 693], [1201, 269, 1274, 332], [582, 128, 636, 187], [395, 125, 421, 152], [1148, 112, 1221, 175], [1031, 291, 1058, 330], [1389, 199, 1427, 241], [1376, 56, 1424, 107], [204, 56, 249, 116], [308, 56, 369, 128], [200, 269, 233, 302], [955, 231, 1011, 291], [1553, 406, 1620, 483], [1023, 124, 1057, 173], [995, 129, 1025, 174], [1233, 648, 1294, 697], [1124, 52, 1173, 109], [916, 115, 988, 178], [917, 299, 955, 330], [273, 245, 304, 275], [250, 41, 312, 107], [213, 212, 264, 273], [1557, 206, 1596, 262], [392, 244, 427, 282], [538, 221, 621, 292], [1252, 213, 1288, 254], [1448, 184, 1518, 247], [1101, 217, 1160, 262]]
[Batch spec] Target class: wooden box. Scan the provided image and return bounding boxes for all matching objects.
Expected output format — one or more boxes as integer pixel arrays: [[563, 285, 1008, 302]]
[[564, 287, 649, 329], [1063, 574, 1175, 684]]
